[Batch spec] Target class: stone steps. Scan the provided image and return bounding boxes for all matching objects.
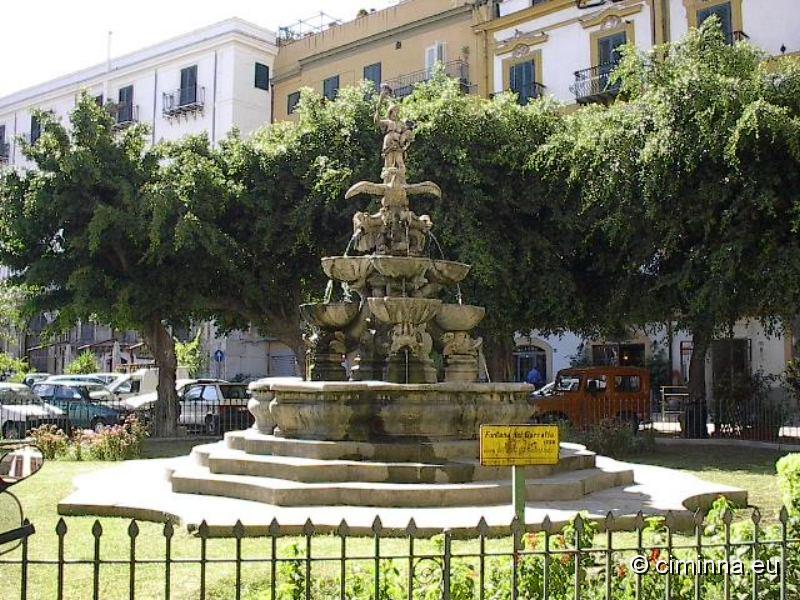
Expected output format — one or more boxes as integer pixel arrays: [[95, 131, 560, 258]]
[[169, 463, 634, 508], [195, 443, 596, 484]]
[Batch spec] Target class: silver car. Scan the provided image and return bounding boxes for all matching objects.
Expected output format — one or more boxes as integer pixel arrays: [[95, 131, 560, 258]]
[[0, 383, 66, 439]]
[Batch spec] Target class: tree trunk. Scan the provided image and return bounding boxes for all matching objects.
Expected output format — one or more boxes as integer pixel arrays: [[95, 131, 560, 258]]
[[484, 334, 515, 382], [140, 318, 179, 437], [684, 325, 711, 439]]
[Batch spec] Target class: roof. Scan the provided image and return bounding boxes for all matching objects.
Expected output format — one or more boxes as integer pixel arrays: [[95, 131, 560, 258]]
[[0, 18, 277, 112]]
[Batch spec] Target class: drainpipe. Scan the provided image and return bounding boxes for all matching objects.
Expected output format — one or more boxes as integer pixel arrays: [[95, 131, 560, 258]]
[[211, 49, 218, 145], [152, 69, 158, 146]]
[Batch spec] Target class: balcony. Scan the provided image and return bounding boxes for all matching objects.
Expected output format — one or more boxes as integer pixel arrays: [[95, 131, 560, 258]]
[[0, 142, 9, 164], [509, 81, 547, 105], [111, 103, 139, 130], [382, 60, 471, 99], [570, 63, 621, 105], [162, 85, 206, 118], [732, 30, 749, 43]]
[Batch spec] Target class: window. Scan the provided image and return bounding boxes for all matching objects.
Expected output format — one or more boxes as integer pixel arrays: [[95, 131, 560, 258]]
[[94, 94, 104, 106], [555, 373, 581, 392], [615, 375, 642, 393], [323, 75, 340, 101], [425, 42, 446, 74], [30, 115, 41, 144], [697, 2, 734, 44], [363, 62, 382, 88], [33, 384, 54, 399], [0, 125, 6, 157], [287, 91, 301, 114], [117, 85, 134, 123], [585, 374, 608, 393], [201, 386, 219, 402], [183, 385, 202, 402], [509, 60, 538, 105], [597, 30, 627, 68], [255, 62, 270, 90], [180, 65, 198, 106]]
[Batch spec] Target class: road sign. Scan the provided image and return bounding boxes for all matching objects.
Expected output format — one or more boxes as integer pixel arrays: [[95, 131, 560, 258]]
[[479, 424, 560, 467], [213, 350, 225, 363]]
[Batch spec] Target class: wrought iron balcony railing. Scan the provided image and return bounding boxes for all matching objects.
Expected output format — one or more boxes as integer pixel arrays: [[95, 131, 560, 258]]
[[732, 30, 749, 43], [382, 59, 471, 99], [112, 103, 139, 130], [162, 85, 206, 117], [510, 81, 547, 105], [570, 63, 621, 105]]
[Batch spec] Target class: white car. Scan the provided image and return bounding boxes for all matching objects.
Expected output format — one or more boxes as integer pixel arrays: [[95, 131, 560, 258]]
[[46, 374, 109, 386], [0, 383, 66, 439]]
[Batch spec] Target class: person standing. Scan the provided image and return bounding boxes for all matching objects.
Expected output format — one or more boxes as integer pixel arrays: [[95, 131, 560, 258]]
[[525, 366, 544, 389]]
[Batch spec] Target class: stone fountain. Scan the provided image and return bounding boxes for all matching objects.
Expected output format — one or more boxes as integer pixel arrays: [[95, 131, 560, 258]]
[[58, 96, 747, 535], [250, 95, 534, 442]]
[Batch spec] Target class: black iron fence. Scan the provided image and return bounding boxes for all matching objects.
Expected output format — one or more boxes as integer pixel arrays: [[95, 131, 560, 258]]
[[0, 395, 253, 442], [0, 507, 797, 599]]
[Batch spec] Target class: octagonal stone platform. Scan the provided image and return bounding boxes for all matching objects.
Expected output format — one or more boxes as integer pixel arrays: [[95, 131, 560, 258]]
[[58, 429, 747, 536]]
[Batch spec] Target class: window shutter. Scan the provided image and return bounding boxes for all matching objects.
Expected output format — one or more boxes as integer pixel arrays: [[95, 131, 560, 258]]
[[180, 66, 198, 105], [437, 42, 446, 63], [255, 63, 270, 90], [425, 46, 438, 72]]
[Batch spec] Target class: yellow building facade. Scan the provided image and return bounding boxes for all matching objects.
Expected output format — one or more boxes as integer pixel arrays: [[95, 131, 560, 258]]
[[271, 0, 800, 119]]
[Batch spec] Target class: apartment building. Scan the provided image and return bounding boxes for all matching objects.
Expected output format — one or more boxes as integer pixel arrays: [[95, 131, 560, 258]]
[[0, 18, 297, 378], [484, 0, 800, 106], [272, 0, 489, 121], [0, 18, 277, 169]]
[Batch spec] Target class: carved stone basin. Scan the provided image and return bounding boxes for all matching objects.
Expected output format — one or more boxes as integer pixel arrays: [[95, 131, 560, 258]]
[[435, 304, 486, 331], [372, 256, 432, 280], [321, 256, 373, 283], [367, 297, 442, 325], [427, 260, 471, 286], [300, 302, 360, 329]]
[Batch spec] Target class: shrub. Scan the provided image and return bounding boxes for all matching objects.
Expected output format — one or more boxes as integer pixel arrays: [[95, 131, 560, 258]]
[[86, 415, 149, 461], [562, 418, 655, 458], [29, 424, 69, 459], [777, 453, 800, 518], [65, 350, 100, 375]]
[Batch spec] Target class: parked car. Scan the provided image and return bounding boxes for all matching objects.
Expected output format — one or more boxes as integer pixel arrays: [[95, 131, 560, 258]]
[[529, 366, 651, 431], [31, 382, 125, 433], [179, 382, 252, 435], [0, 383, 67, 439], [88, 373, 121, 385], [22, 373, 50, 388], [45, 374, 109, 386]]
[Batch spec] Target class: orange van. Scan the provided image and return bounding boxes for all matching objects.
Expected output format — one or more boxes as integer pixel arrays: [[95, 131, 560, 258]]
[[530, 366, 651, 430]]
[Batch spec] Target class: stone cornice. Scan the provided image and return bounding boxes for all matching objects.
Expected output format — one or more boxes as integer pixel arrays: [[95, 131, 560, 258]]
[[496, 30, 550, 54], [580, 3, 644, 29]]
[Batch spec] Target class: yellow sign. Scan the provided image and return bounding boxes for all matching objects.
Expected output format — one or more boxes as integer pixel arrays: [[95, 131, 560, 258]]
[[479, 425, 560, 466]]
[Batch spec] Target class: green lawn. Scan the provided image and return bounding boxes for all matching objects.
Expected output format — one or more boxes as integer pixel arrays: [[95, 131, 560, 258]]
[[0, 444, 791, 599]]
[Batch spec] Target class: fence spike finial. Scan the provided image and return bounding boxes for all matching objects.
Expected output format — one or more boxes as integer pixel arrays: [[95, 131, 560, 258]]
[[510, 514, 523, 536], [477, 516, 489, 536], [664, 510, 676, 530], [198, 520, 210, 539], [722, 509, 734, 526], [91, 520, 103, 538], [693, 509, 706, 527], [405, 518, 418, 537], [55, 517, 68, 537], [337, 519, 350, 537], [751, 507, 761, 526], [634, 511, 645, 531], [371, 516, 383, 536], [541, 514, 553, 533], [233, 520, 245, 539], [268, 518, 281, 537], [573, 513, 585, 533], [779, 506, 789, 524], [127, 520, 140, 538], [605, 511, 615, 531], [163, 520, 174, 538], [302, 518, 315, 537]]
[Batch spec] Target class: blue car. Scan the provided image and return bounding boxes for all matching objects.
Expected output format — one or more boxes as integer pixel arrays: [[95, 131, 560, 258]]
[[31, 382, 125, 432]]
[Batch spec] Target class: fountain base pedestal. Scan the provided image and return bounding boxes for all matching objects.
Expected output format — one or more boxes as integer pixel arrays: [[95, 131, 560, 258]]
[[386, 354, 437, 384], [309, 353, 348, 381], [444, 355, 480, 383]]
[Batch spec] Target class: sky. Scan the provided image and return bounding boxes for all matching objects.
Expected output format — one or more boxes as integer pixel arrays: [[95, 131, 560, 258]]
[[0, 0, 398, 97]]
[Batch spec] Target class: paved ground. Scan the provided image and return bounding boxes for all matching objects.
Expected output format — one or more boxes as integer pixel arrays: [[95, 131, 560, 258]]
[[58, 454, 746, 537]]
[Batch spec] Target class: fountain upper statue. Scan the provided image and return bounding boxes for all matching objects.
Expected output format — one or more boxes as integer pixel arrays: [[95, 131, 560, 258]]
[[344, 91, 441, 257]]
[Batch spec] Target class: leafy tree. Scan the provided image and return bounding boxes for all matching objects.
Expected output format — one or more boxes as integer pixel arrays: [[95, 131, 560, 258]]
[[0, 95, 207, 435], [175, 331, 208, 377], [65, 350, 100, 375], [536, 21, 800, 436], [163, 79, 573, 380]]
